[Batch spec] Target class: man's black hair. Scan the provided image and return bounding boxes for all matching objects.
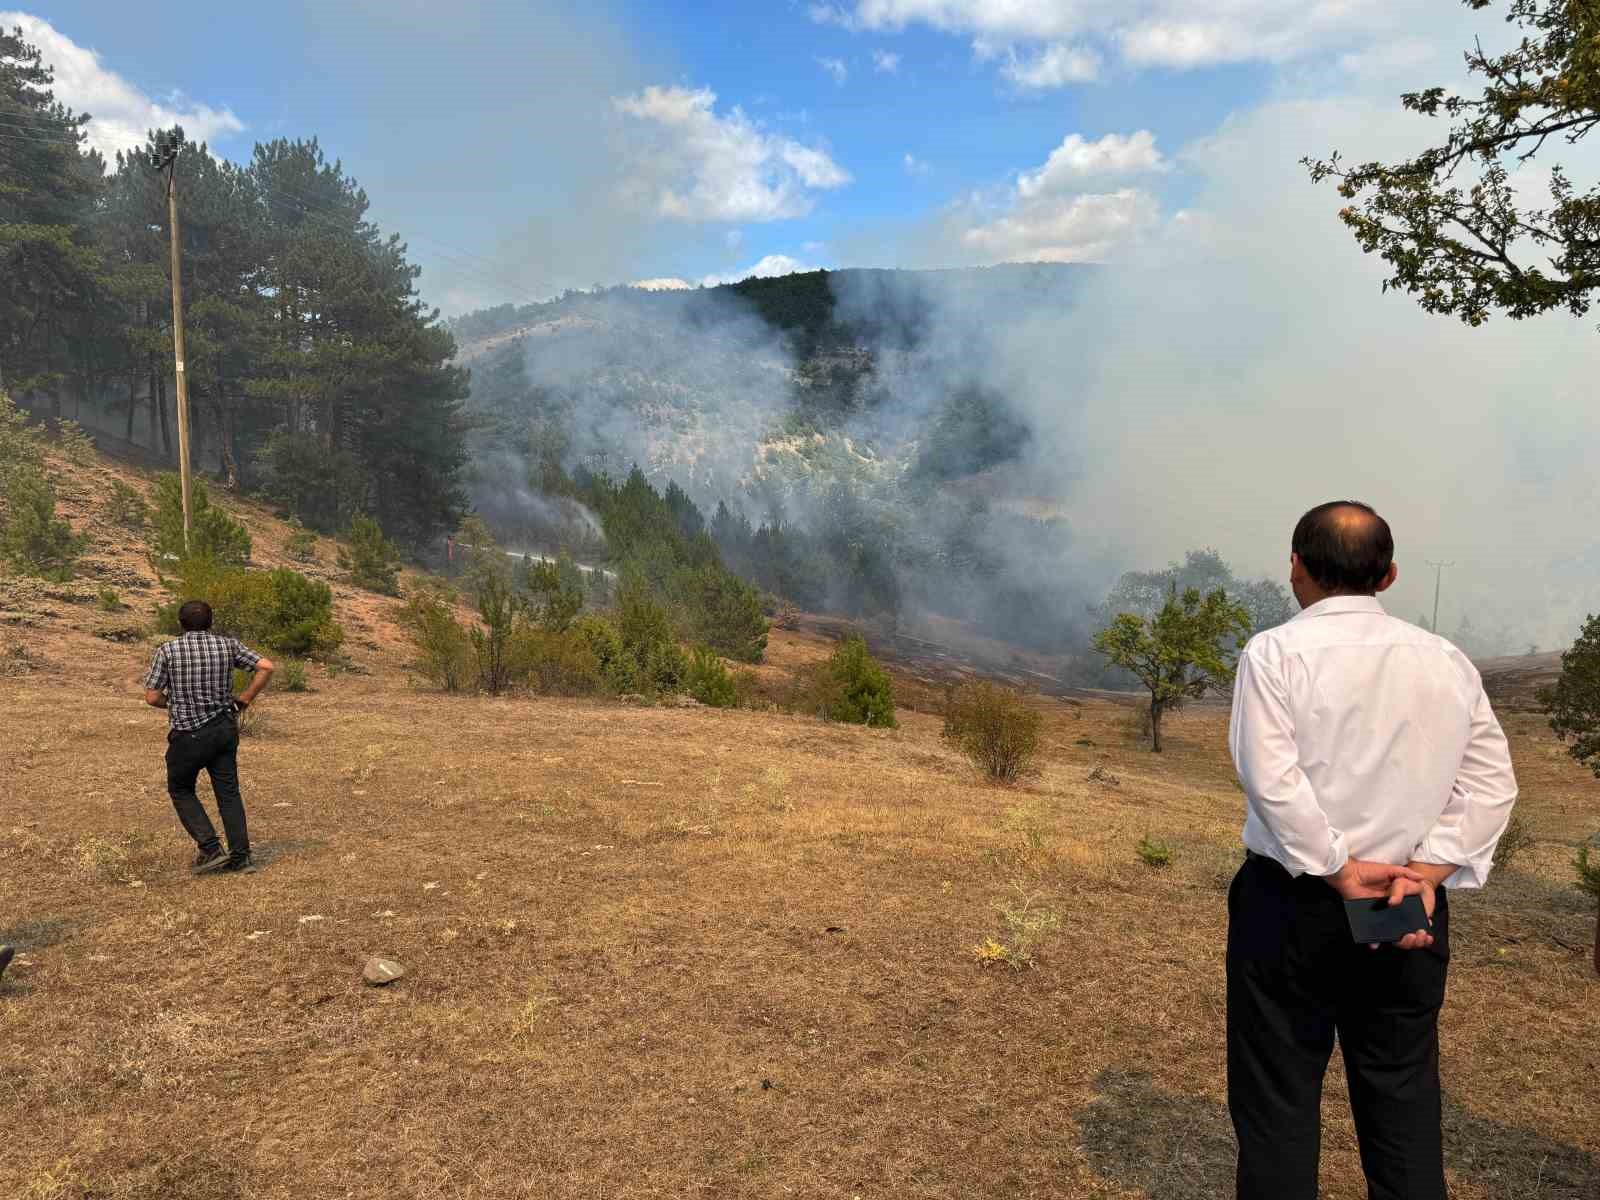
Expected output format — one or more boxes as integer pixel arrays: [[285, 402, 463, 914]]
[[1292, 501, 1394, 594], [178, 600, 214, 632]]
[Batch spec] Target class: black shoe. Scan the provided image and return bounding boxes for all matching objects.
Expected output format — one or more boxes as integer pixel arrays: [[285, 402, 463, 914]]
[[192, 848, 232, 876], [226, 852, 254, 874], [0, 944, 13, 981]]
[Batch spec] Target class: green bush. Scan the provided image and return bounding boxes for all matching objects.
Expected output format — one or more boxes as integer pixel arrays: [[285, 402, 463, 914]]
[[510, 627, 604, 696], [284, 523, 317, 563], [1577, 842, 1600, 902], [524, 553, 584, 632], [55, 418, 95, 464], [942, 681, 1042, 783], [150, 474, 251, 565], [678, 562, 768, 663], [686, 645, 738, 708], [468, 570, 523, 695], [1137, 835, 1175, 869], [0, 391, 42, 488], [106, 480, 148, 530], [1492, 812, 1535, 872], [643, 638, 689, 694], [1, 466, 82, 580], [97, 587, 124, 612], [617, 576, 677, 655], [338, 513, 402, 595], [572, 613, 625, 678], [157, 558, 342, 658], [400, 589, 474, 692], [814, 635, 897, 728], [278, 659, 310, 692]]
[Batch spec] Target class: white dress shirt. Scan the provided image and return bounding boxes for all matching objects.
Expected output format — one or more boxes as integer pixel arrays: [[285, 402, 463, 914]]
[[1228, 594, 1518, 889]]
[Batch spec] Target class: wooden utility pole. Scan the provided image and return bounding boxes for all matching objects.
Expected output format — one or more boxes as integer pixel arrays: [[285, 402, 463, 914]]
[[154, 133, 193, 551]]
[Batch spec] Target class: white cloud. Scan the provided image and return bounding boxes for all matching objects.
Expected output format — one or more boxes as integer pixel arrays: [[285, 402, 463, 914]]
[[872, 48, 902, 73], [1, 12, 245, 163], [725, 229, 745, 250], [959, 188, 1161, 263], [813, 1, 1430, 81], [942, 129, 1166, 263], [903, 152, 931, 177], [631, 277, 695, 291], [612, 85, 851, 223], [1016, 130, 1166, 196], [987, 41, 1100, 89], [701, 253, 819, 288], [817, 56, 850, 85]]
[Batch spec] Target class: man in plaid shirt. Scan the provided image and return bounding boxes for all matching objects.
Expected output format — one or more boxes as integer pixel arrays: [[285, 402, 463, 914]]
[[144, 600, 275, 874]]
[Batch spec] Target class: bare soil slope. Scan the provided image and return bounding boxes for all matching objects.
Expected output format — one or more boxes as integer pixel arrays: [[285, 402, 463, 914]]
[[2, 448, 1597, 1200]]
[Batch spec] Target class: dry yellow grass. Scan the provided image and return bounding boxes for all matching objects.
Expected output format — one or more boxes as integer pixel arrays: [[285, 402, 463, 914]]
[[1, 449, 1597, 1198]]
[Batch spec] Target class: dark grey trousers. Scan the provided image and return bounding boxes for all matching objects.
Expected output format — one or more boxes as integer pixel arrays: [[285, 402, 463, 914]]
[[165, 712, 249, 860]]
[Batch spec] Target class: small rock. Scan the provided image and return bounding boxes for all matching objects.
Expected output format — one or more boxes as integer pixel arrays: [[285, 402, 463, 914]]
[[669, 694, 702, 708], [619, 693, 648, 705], [363, 957, 405, 986]]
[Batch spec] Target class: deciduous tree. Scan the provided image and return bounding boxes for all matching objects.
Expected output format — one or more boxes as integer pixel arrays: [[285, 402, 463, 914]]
[[1094, 587, 1251, 752], [1306, 0, 1600, 328]]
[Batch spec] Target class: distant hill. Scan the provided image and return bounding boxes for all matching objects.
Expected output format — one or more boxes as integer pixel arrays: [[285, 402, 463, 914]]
[[450, 263, 1102, 655], [449, 263, 1095, 494]]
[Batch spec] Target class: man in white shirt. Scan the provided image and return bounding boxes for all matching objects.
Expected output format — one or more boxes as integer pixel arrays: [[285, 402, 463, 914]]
[[1227, 500, 1517, 1200]]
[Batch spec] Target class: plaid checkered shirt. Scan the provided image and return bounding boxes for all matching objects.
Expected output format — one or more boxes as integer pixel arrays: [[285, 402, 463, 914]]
[[144, 631, 262, 731]]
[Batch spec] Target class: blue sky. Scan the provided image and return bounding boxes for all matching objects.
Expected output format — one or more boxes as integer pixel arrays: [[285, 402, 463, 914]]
[[13, 1, 1396, 310], [13, 2, 1599, 639]]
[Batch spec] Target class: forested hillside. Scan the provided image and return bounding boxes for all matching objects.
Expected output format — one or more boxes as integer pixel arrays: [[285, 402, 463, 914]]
[[0, 27, 467, 549], [450, 261, 1116, 660]]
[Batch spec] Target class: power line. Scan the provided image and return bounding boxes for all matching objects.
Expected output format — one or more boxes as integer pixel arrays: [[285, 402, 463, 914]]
[[0, 128, 83, 148]]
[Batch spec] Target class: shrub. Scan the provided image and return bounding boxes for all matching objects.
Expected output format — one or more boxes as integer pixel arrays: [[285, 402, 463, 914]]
[[524, 553, 584, 632], [97, 588, 124, 612], [809, 635, 896, 728], [150, 474, 251, 565], [616, 576, 677, 656], [942, 681, 1042, 783], [400, 589, 474, 692], [572, 613, 625, 679], [55, 418, 96, 464], [338, 513, 402, 595], [0, 391, 42, 487], [1, 466, 82, 580], [1137, 835, 1175, 869], [284, 523, 317, 562], [469, 570, 524, 696], [686, 645, 738, 708], [1576, 842, 1600, 903], [157, 558, 343, 658], [678, 562, 768, 663], [974, 883, 1061, 971], [1492, 812, 1535, 872], [510, 627, 603, 696], [106, 480, 148, 530], [277, 659, 309, 693]]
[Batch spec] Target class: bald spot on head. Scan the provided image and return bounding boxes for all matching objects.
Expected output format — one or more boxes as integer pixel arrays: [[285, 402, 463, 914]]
[[1291, 501, 1395, 594]]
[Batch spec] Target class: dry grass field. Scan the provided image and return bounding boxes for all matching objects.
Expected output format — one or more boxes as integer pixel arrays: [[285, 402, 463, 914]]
[[2, 451, 1597, 1199]]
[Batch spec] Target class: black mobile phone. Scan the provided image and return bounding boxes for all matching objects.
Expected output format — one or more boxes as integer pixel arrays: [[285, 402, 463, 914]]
[[1343, 894, 1431, 944]]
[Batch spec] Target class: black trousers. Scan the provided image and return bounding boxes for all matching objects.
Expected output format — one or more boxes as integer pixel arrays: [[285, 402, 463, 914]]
[[165, 712, 249, 859], [1227, 853, 1449, 1200]]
